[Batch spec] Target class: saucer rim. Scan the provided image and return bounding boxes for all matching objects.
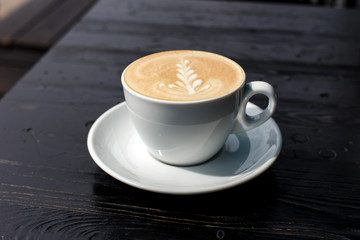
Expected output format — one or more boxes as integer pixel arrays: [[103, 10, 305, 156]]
[[87, 102, 282, 195]]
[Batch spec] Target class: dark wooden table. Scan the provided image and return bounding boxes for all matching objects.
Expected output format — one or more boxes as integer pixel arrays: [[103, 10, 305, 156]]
[[0, 0, 359, 239]]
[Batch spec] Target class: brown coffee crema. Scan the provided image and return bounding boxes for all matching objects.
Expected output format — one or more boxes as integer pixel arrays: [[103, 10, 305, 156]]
[[123, 50, 245, 101]]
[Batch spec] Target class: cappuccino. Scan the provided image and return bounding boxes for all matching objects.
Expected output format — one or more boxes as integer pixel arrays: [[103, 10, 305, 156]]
[[123, 50, 245, 101]]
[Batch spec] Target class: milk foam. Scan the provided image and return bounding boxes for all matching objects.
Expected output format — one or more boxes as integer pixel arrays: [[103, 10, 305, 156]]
[[124, 50, 245, 101]]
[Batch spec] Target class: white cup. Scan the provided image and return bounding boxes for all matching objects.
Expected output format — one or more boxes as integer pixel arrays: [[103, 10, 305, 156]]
[[122, 53, 277, 166]]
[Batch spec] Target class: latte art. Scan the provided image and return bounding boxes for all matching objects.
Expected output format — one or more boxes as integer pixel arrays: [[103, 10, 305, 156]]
[[159, 59, 210, 95], [124, 50, 245, 101]]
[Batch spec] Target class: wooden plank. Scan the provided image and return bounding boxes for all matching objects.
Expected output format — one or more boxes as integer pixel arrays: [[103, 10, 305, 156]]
[[57, 21, 360, 67], [17, 0, 97, 48], [55, 0, 360, 68], [0, 0, 59, 46], [85, 0, 360, 37]]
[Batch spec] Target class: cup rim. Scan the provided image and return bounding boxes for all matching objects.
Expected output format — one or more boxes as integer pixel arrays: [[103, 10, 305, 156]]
[[121, 50, 246, 105]]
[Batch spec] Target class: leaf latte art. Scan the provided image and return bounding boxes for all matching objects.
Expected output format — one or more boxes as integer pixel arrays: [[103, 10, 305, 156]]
[[124, 50, 245, 101], [159, 59, 210, 95]]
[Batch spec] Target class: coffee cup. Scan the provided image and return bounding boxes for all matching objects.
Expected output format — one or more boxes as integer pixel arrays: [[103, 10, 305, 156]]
[[122, 50, 277, 166]]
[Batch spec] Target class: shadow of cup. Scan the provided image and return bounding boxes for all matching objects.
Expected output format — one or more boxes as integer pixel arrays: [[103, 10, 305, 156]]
[[182, 132, 251, 176]]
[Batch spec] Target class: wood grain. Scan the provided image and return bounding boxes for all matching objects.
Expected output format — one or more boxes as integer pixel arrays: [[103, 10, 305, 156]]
[[88, 0, 360, 37], [0, 0, 359, 239]]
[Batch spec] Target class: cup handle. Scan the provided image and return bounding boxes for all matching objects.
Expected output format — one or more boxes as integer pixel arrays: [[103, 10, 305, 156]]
[[232, 81, 277, 133]]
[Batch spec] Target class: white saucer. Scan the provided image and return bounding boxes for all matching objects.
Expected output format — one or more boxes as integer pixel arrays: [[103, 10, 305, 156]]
[[87, 102, 282, 195]]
